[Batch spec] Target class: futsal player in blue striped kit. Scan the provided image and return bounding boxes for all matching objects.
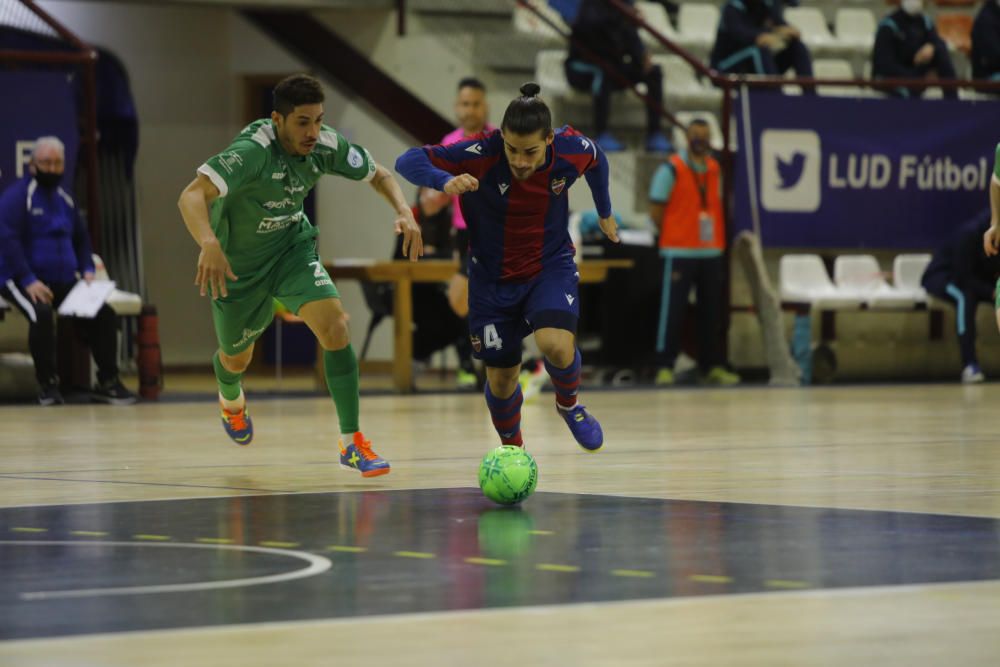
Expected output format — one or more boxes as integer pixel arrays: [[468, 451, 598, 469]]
[[396, 83, 620, 451]]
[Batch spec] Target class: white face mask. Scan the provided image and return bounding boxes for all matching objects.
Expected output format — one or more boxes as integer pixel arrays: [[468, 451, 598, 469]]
[[902, 0, 923, 15]]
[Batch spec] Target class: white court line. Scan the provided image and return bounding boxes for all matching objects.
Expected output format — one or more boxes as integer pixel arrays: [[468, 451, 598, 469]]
[[1, 541, 331, 600], [4, 576, 997, 648]]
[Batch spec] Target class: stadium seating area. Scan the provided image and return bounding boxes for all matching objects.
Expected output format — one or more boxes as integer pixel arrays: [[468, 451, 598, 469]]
[[513, 0, 983, 144]]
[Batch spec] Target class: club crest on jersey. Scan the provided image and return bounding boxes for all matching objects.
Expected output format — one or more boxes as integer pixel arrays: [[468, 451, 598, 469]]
[[470, 334, 482, 353], [550, 177, 567, 196]]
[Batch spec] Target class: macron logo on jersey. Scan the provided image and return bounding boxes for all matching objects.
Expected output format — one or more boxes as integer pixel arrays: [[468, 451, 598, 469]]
[[565, 294, 575, 305], [465, 143, 483, 155], [499, 183, 509, 195]]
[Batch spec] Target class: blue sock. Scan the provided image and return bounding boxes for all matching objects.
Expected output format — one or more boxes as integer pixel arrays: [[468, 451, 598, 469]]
[[485, 383, 524, 446], [545, 348, 581, 410]]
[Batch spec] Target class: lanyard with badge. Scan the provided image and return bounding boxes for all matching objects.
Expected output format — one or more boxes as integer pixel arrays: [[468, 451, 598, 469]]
[[693, 164, 714, 244]]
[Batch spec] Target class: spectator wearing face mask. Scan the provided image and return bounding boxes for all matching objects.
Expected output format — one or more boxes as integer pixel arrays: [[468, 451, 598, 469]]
[[972, 0, 1000, 83], [873, 0, 958, 99], [0, 136, 136, 405], [647, 120, 738, 387]]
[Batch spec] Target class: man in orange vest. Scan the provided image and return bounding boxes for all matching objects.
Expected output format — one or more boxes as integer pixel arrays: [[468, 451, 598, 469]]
[[648, 119, 739, 386]]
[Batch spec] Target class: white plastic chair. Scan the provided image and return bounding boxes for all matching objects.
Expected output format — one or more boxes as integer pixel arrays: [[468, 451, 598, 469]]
[[654, 54, 722, 108], [813, 59, 862, 97], [535, 49, 572, 98], [833, 254, 917, 309], [677, 3, 718, 50], [779, 254, 865, 309], [835, 8, 876, 51], [892, 254, 931, 305], [636, 1, 680, 47], [513, 0, 568, 40], [784, 7, 837, 50], [92, 254, 143, 316]]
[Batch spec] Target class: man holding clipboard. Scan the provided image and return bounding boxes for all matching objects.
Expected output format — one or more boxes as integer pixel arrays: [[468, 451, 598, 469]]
[[0, 137, 135, 405]]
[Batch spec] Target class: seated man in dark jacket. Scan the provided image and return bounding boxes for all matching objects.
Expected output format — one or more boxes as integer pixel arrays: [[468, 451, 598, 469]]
[[710, 0, 813, 81], [0, 136, 136, 405], [564, 0, 672, 153], [972, 0, 1000, 83], [873, 0, 958, 99], [922, 210, 1000, 383]]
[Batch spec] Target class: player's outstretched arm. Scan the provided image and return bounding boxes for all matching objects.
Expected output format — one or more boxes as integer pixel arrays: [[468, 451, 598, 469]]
[[395, 143, 481, 196], [369, 163, 424, 262], [583, 143, 619, 243], [395, 146, 458, 191], [984, 176, 1000, 256], [177, 174, 237, 298]]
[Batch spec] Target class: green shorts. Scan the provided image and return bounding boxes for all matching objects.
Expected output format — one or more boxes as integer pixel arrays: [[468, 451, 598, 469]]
[[212, 241, 339, 355]]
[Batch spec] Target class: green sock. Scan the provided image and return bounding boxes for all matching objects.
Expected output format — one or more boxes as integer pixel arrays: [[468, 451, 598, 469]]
[[324, 345, 360, 434], [213, 350, 242, 401]]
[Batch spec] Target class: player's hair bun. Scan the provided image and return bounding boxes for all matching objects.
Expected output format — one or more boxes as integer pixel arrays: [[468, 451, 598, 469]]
[[503, 82, 551, 136], [519, 82, 541, 98]]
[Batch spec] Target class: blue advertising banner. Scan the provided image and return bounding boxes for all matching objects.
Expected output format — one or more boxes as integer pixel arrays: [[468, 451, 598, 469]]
[[734, 91, 999, 248], [0, 71, 79, 196]]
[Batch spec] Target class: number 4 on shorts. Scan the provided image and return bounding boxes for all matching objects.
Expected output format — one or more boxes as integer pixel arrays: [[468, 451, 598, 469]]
[[484, 324, 503, 350]]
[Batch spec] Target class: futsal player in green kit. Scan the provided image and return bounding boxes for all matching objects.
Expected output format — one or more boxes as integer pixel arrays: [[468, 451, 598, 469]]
[[178, 74, 422, 477], [981, 143, 1000, 333]]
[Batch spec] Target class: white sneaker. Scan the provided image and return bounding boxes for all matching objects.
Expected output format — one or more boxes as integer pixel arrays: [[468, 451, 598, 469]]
[[961, 364, 985, 384]]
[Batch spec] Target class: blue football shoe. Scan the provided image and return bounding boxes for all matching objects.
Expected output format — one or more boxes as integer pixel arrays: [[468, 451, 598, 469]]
[[339, 432, 391, 478], [559, 404, 603, 452], [221, 403, 253, 446]]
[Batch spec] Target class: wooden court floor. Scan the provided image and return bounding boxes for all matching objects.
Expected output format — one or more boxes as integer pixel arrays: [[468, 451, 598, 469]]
[[1, 383, 999, 666]]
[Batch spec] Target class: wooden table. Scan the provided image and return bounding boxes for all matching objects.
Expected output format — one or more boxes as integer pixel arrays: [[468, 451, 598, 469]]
[[326, 258, 633, 392]]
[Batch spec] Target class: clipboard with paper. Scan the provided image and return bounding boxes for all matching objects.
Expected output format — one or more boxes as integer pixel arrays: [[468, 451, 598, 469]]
[[56, 280, 116, 319]]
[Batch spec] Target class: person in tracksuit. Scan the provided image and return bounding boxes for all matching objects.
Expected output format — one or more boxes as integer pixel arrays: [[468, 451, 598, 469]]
[[873, 0, 958, 99], [710, 0, 813, 81], [648, 119, 738, 387], [923, 210, 1000, 383], [0, 136, 136, 406]]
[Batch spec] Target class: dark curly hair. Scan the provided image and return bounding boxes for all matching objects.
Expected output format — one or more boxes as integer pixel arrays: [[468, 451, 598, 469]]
[[273, 74, 325, 117]]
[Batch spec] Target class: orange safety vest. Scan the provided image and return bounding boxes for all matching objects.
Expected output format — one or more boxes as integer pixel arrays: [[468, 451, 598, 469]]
[[659, 153, 725, 252]]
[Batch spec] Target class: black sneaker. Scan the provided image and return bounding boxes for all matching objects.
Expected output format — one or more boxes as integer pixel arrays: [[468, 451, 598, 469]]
[[38, 383, 65, 406], [92, 377, 138, 405]]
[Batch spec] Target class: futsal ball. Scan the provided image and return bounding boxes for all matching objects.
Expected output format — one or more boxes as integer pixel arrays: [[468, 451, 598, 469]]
[[478, 445, 538, 506]]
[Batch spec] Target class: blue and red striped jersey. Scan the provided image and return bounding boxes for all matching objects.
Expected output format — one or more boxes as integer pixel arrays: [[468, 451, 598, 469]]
[[396, 126, 611, 283]]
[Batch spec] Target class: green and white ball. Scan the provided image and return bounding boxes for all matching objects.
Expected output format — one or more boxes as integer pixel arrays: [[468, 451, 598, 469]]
[[478, 445, 538, 506]]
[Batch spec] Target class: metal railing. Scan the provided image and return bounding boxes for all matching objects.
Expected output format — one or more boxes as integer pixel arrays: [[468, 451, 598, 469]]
[[517, 0, 1000, 227]]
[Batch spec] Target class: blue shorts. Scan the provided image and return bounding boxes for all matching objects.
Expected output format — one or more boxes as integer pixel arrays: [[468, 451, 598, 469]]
[[468, 269, 580, 368]]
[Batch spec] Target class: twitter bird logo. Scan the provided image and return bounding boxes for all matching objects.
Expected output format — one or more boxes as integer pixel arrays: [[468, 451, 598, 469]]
[[776, 152, 807, 190], [761, 130, 821, 213]]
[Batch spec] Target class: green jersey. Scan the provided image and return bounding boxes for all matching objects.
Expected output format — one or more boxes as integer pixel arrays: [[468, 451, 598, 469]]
[[994, 143, 1000, 181], [198, 118, 376, 279]]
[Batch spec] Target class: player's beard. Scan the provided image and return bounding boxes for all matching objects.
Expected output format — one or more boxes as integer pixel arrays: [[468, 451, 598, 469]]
[[511, 165, 535, 181]]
